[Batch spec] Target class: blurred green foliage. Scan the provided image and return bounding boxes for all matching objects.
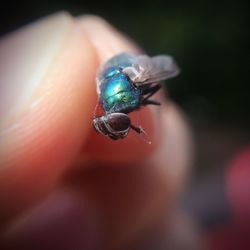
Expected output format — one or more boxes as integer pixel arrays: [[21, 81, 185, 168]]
[[1, 0, 249, 127]]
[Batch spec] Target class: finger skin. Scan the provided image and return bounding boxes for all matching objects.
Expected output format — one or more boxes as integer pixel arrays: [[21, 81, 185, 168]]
[[1, 191, 99, 250], [2, 103, 193, 249], [65, 103, 193, 248], [0, 12, 97, 228]]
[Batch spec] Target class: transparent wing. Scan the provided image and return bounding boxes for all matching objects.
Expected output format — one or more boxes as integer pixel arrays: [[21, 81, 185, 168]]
[[102, 52, 136, 70], [122, 54, 180, 86]]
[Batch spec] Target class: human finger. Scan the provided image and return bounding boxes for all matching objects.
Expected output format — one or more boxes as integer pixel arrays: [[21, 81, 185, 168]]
[[0, 12, 97, 228]]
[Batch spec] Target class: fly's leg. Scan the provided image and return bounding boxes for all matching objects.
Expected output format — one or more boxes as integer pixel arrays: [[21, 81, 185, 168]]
[[141, 83, 161, 96], [141, 84, 161, 106], [130, 124, 143, 134], [142, 99, 161, 105], [130, 124, 151, 144]]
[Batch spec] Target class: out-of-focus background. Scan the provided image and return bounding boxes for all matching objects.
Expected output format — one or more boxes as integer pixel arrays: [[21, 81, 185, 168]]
[[1, 0, 249, 248]]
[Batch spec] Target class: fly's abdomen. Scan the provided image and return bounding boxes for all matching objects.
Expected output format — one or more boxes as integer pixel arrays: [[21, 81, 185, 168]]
[[100, 72, 140, 113]]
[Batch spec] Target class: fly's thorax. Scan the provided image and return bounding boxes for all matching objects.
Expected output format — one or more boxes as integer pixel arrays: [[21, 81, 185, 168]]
[[100, 71, 141, 113], [100, 67, 121, 81]]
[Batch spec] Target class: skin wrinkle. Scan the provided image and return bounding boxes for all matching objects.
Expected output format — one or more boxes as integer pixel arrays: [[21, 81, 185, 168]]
[[0, 13, 74, 160], [1, 20, 85, 166], [0, 12, 73, 125]]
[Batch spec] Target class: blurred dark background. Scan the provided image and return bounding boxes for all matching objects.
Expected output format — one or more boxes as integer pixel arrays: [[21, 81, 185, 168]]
[[0, 0, 249, 176]]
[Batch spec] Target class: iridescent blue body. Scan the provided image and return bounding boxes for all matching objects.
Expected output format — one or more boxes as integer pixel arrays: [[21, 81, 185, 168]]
[[100, 68, 141, 113], [93, 52, 180, 140], [98, 53, 141, 114]]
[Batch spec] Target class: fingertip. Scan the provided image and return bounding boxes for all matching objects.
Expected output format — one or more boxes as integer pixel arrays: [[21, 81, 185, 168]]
[[78, 15, 140, 63], [78, 15, 161, 164]]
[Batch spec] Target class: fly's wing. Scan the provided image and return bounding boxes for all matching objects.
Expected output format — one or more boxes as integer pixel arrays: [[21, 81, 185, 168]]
[[122, 54, 180, 86], [96, 52, 137, 94]]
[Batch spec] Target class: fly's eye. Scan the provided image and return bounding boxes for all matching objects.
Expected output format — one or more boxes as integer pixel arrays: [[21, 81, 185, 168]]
[[106, 113, 131, 132]]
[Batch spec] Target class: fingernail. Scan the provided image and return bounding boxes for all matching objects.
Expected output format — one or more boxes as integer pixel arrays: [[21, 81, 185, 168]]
[[0, 12, 73, 124], [2, 191, 99, 250]]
